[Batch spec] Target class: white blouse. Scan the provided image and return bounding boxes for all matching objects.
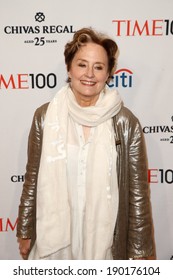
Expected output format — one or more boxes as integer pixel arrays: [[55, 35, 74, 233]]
[[67, 117, 95, 259]]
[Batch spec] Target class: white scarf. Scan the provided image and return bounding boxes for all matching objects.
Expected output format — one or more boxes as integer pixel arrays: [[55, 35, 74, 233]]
[[33, 84, 122, 259]]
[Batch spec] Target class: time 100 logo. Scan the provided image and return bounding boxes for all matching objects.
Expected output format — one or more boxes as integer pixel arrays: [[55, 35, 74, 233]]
[[0, 73, 57, 90]]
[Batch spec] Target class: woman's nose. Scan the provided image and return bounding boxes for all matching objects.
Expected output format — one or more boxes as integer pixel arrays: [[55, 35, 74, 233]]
[[85, 66, 94, 78]]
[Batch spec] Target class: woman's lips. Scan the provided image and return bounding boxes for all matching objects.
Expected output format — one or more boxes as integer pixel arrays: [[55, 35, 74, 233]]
[[80, 80, 96, 86]]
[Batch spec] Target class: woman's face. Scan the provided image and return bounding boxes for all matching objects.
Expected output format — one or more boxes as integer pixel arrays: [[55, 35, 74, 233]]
[[68, 42, 109, 106]]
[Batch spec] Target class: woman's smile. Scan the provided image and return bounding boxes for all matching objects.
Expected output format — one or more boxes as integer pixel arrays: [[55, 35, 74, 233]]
[[80, 80, 96, 86]]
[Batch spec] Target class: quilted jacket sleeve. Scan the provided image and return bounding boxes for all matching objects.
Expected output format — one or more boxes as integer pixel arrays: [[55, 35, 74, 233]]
[[127, 114, 154, 259], [16, 103, 48, 239]]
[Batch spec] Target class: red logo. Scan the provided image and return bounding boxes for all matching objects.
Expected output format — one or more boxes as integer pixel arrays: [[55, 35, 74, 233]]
[[0, 218, 18, 232], [0, 73, 57, 90], [148, 169, 173, 184], [112, 19, 173, 36]]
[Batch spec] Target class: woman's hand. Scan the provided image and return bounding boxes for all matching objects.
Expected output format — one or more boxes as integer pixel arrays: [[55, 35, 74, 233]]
[[18, 238, 31, 259]]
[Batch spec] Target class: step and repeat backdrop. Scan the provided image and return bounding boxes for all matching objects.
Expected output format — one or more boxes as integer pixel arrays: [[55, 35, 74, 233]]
[[0, 0, 173, 259]]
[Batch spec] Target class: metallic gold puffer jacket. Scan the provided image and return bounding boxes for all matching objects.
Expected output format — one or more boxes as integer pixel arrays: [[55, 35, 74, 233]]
[[17, 103, 154, 259]]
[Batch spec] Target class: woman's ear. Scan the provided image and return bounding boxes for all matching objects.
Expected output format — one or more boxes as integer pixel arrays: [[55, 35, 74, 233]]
[[106, 72, 111, 84], [68, 71, 71, 79]]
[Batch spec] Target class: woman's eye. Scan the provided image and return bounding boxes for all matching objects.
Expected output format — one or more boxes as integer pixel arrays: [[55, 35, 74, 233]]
[[95, 65, 103, 70], [78, 63, 86, 67]]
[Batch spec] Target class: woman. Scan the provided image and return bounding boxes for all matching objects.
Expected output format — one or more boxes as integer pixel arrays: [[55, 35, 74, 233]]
[[17, 27, 154, 260]]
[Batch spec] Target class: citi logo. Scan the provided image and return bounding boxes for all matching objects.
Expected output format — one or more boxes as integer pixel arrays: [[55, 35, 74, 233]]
[[0, 218, 18, 232], [108, 68, 133, 88], [112, 19, 173, 36]]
